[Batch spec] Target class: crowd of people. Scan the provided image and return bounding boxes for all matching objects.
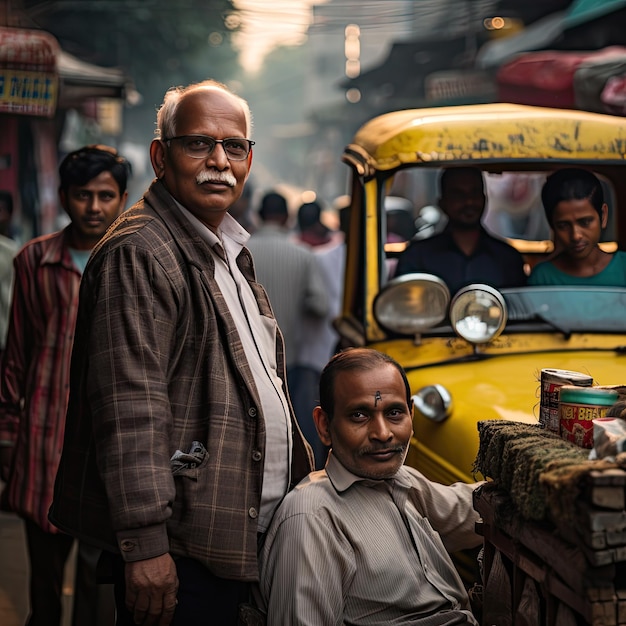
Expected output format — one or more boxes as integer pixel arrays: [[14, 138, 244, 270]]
[[0, 78, 624, 626]]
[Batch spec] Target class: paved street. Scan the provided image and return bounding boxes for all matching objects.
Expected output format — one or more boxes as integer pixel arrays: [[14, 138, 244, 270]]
[[0, 509, 74, 626]]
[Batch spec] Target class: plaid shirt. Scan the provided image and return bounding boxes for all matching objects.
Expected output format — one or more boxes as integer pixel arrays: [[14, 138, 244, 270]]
[[0, 228, 81, 532], [50, 180, 313, 581]]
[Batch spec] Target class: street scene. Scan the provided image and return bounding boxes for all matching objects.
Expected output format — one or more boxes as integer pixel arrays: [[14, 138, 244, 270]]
[[1, 0, 626, 624]]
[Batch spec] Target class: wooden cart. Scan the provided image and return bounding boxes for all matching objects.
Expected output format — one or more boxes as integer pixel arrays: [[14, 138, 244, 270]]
[[474, 421, 626, 625]]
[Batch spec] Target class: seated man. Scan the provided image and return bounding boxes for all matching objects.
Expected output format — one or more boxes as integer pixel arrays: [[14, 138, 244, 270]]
[[529, 168, 626, 286], [395, 167, 527, 295], [258, 347, 483, 625]]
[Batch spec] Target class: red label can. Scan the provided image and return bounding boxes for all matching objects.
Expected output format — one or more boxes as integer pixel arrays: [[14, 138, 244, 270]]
[[559, 386, 619, 448], [540, 369, 593, 433]]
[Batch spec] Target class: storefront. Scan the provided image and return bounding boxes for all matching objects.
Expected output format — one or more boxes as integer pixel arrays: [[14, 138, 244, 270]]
[[0, 26, 132, 241]]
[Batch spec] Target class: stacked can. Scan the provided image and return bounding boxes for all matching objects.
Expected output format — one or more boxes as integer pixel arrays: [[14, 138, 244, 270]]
[[539, 368, 593, 433], [559, 386, 619, 448]]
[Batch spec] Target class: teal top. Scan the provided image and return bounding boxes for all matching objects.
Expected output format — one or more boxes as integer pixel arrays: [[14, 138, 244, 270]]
[[69, 248, 91, 274], [528, 250, 626, 286]]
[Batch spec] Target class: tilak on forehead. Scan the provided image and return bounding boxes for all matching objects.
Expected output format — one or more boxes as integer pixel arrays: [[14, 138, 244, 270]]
[[374, 390, 382, 406]]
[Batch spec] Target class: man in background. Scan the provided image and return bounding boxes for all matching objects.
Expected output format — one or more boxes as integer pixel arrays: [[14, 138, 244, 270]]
[[246, 191, 329, 466], [0, 145, 130, 626], [395, 167, 527, 294], [0, 191, 17, 354], [529, 168, 626, 286]]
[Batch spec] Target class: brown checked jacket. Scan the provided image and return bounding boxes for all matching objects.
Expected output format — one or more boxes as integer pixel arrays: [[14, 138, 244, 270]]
[[49, 179, 313, 581]]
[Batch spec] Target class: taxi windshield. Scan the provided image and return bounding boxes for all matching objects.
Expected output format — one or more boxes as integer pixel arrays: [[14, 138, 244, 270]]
[[502, 286, 626, 333]]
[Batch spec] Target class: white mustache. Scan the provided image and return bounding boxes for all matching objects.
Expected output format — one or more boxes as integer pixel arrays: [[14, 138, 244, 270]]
[[196, 171, 237, 187]]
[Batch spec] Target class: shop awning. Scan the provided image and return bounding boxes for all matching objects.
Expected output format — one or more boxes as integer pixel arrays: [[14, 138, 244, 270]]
[[57, 50, 135, 108], [0, 26, 59, 116], [496, 46, 626, 112], [0, 26, 137, 117]]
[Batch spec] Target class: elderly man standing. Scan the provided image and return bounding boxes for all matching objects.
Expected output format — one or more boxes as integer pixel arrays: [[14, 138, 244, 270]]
[[50, 80, 313, 626], [258, 348, 483, 625]]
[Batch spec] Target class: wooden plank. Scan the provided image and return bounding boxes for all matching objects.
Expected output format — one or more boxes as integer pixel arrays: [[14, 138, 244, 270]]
[[607, 530, 626, 547], [476, 484, 617, 588], [587, 586, 618, 602], [577, 505, 626, 533], [589, 469, 626, 486], [591, 486, 626, 510], [591, 600, 617, 625], [555, 518, 607, 551]]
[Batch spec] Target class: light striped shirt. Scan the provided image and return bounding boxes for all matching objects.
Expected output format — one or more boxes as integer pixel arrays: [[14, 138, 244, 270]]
[[177, 207, 292, 532], [246, 225, 328, 367], [259, 452, 482, 625]]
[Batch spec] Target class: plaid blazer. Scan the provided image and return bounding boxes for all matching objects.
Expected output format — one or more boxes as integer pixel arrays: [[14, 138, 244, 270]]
[[50, 180, 313, 581]]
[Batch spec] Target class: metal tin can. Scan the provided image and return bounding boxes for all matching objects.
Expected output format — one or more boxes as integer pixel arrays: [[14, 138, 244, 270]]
[[539, 369, 593, 433], [559, 386, 619, 448]]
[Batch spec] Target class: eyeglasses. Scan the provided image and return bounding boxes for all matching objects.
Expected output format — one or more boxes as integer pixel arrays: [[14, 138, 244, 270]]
[[165, 135, 255, 161]]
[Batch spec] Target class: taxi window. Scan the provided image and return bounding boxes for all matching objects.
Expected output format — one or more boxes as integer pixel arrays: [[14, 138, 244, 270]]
[[382, 169, 617, 246]]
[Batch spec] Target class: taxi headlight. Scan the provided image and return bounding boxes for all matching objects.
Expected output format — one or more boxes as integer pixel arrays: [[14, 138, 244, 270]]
[[450, 284, 507, 345], [412, 384, 452, 422], [374, 273, 450, 336]]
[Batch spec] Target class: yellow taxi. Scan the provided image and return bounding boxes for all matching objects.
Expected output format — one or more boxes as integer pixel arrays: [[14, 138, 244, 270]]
[[338, 103, 626, 486]]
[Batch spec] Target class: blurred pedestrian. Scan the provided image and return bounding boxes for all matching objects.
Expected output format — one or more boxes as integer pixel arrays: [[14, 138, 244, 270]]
[[0, 192, 18, 354], [295, 200, 339, 248], [246, 191, 329, 467], [292, 198, 348, 468], [50, 80, 314, 626], [0, 145, 130, 626], [0, 190, 17, 240]]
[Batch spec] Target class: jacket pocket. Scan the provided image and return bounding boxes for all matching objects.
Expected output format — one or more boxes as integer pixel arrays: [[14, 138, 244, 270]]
[[170, 441, 209, 480]]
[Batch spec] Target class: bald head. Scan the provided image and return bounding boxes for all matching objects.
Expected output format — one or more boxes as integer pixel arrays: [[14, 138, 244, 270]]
[[155, 80, 252, 141]]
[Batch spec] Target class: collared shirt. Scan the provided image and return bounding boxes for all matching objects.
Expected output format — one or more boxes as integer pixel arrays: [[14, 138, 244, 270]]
[[50, 180, 313, 580], [259, 452, 482, 625], [177, 207, 292, 533], [0, 228, 81, 532], [246, 224, 328, 367], [395, 226, 527, 295]]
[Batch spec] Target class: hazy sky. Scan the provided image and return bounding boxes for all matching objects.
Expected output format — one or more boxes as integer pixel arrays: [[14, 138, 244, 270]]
[[233, 0, 327, 73]]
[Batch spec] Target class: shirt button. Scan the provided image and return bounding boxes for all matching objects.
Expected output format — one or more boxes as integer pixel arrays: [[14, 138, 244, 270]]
[[248, 507, 258, 519], [120, 540, 136, 552], [252, 450, 262, 462], [248, 407, 257, 417]]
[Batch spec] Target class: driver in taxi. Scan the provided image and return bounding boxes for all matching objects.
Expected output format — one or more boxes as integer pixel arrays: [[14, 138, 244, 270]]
[[395, 167, 527, 295]]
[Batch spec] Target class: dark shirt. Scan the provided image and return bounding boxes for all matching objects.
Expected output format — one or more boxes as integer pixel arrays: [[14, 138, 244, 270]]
[[395, 226, 527, 295]]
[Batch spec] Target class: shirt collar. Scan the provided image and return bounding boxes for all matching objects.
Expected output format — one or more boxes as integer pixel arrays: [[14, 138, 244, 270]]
[[325, 450, 410, 493], [174, 200, 251, 254], [40, 226, 77, 271]]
